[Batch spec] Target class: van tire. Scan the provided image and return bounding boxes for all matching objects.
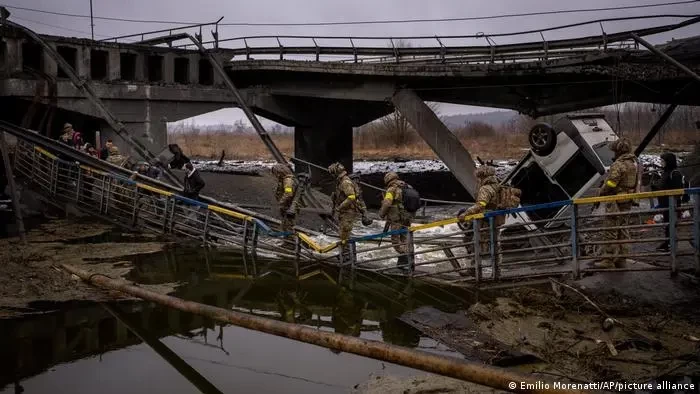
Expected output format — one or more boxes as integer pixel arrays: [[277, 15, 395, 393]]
[[529, 123, 556, 156]]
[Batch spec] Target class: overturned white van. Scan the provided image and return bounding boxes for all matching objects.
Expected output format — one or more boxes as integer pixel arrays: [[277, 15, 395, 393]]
[[503, 113, 620, 229]]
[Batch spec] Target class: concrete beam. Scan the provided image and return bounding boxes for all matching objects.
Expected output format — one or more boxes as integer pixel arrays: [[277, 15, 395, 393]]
[[255, 81, 395, 102], [392, 88, 478, 197]]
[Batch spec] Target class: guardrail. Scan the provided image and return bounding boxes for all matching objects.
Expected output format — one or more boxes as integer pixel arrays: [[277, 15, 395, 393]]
[[10, 131, 700, 285], [161, 15, 700, 64]]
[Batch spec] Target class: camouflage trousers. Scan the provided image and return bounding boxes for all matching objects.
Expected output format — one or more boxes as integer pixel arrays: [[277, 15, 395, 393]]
[[389, 214, 413, 254], [338, 211, 359, 253], [464, 217, 503, 263], [597, 202, 631, 267], [279, 208, 297, 250]]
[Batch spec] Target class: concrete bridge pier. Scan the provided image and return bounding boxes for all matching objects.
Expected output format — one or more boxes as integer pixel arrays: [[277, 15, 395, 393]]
[[295, 124, 353, 192]]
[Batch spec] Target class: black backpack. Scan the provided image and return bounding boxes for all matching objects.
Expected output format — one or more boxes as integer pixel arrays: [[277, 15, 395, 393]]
[[672, 170, 690, 203], [402, 185, 421, 214]]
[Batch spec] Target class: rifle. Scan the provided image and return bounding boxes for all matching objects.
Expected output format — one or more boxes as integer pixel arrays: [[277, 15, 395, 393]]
[[285, 173, 310, 217], [377, 220, 391, 247]]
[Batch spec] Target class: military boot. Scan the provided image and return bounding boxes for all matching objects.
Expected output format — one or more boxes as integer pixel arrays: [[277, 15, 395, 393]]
[[396, 255, 410, 271]]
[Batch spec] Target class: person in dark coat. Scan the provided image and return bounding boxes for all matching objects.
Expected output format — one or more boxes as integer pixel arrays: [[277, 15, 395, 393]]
[[183, 162, 205, 200], [652, 152, 684, 251]]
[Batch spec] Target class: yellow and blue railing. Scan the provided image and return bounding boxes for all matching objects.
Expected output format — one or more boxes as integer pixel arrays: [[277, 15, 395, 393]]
[[17, 141, 700, 281]]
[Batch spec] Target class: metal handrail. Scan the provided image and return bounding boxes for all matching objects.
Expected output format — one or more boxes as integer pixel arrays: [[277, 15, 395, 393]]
[[10, 126, 700, 285]]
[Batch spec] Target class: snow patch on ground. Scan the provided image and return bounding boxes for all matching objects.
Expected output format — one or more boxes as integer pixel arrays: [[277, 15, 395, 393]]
[[193, 154, 668, 178]]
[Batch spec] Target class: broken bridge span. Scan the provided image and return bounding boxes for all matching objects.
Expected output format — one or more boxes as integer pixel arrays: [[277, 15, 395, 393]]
[[2, 15, 700, 195]]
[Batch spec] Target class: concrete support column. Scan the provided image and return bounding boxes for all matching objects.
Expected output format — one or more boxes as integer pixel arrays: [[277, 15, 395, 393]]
[[295, 124, 353, 191], [42, 43, 58, 77], [189, 54, 200, 84], [77, 46, 90, 79], [108, 48, 120, 81], [392, 89, 478, 197], [211, 54, 226, 86], [5, 38, 22, 74], [163, 53, 175, 84], [134, 53, 145, 81]]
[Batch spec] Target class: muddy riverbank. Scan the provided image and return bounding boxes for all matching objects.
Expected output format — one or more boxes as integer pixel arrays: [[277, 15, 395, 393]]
[[0, 218, 177, 318]]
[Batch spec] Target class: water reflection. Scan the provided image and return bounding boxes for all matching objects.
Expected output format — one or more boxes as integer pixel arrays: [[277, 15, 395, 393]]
[[1, 246, 466, 393]]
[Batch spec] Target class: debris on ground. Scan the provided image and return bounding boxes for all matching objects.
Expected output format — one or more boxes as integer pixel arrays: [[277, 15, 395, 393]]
[[408, 283, 700, 382], [353, 373, 507, 394], [0, 218, 176, 318]]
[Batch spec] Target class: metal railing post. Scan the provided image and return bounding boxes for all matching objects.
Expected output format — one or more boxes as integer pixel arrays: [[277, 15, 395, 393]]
[[98, 177, 106, 213], [407, 230, 416, 275], [242, 219, 250, 253], [473, 220, 482, 283], [75, 164, 82, 202], [488, 217, 497, 280], [694, 194, 700, 276], [104, 179, 112, 214], [203, 210, 211, 244], [251, 221, 259, 258], [131, 186, 140, 226], [571, 204, 580, 279], [349, 241, 357, 269], [670, 203, 678, 276], [294, 236, 301, 277], [30, 148, 37, 182], [161, 196, 171, 233]]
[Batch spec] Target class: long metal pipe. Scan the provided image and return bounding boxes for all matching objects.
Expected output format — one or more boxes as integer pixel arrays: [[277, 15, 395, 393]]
[[62, 263, 583, 394]]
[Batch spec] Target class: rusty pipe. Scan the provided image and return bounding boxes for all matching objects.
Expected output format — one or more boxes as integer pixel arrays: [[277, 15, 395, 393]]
[[61, 263, 583, 394]]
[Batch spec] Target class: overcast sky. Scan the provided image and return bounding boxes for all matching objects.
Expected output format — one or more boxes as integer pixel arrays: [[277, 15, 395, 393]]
[[5, 0, 700, 126]]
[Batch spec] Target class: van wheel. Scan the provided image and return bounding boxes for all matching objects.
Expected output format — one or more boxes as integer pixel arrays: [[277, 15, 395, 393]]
[[529, 123, 556, 156]]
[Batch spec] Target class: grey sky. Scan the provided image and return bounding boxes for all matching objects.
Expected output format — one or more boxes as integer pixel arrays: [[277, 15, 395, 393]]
[[5, 0, 700, 126]]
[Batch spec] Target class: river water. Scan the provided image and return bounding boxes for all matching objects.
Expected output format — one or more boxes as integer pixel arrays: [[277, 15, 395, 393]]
[[0, 246, 470, 394]]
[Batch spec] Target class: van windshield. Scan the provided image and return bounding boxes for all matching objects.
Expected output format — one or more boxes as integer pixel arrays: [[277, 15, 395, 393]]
[[593, 142, 616, 167]]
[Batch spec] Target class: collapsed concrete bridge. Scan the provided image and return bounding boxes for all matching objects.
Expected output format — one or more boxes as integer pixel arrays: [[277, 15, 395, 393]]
[[1, 15, 700, 195]]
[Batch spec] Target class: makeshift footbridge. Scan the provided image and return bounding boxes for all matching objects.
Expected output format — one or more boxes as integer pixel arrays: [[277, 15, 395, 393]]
[[4, 120, 700, 287]]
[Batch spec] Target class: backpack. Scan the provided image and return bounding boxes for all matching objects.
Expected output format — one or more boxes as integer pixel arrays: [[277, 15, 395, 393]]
[[401, 184, 421, 214], [497, 185, 521, 210], [72, 132, 83, 148], [672, 170, 690, 203]]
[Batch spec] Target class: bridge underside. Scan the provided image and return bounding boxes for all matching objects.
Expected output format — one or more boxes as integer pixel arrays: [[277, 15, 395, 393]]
[[226, 42, 700, 195], [227, 44, 700, 117]]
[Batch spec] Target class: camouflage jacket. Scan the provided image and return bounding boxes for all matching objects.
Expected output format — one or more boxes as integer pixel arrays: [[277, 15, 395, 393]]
[[379, 180, 407, 221], [601, 153, 638, 196], [334, 173, 362, 214], [465, 176, 500, 216], [275, 175, 297, 209]]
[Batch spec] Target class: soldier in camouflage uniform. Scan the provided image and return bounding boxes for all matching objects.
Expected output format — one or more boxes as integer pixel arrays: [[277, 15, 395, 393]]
[[271, 164, 299, 248], [594, 138, 638, 268], [328, 162, 367, 248], [379, 172, 413, 266], [458, 166, 504, 258]]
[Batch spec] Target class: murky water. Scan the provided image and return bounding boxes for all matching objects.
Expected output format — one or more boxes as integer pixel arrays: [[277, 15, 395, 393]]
[[1, 246, 471, 394]]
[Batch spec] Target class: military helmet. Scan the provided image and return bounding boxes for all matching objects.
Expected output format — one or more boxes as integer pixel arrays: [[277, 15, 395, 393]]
[[475, 165, 496, 179], [328, 162, 345, 176], [384, 172, 399, 185], [609, 138, 631, 154], [271, 163, 292, 177]]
